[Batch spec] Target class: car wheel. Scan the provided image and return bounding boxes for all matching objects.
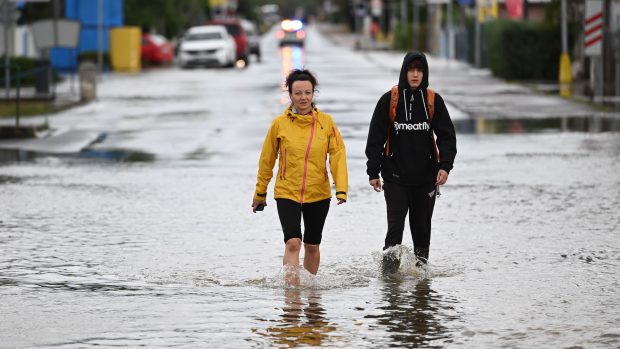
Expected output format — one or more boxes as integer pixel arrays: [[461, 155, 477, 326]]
[[225, 54, 234, 68]]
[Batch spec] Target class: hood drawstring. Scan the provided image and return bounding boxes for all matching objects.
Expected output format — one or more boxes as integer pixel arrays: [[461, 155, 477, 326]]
[[399, 89, 430, 123], [402, 90, 407, 122], [315, 116, 324, 129], [310, 109, 324, 129], [420, 90, 430, 121], [402, 89, 420, 122]]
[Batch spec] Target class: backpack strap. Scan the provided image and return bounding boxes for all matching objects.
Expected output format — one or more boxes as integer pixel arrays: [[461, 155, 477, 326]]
[[426, 87, 440, 161], [384, 85, 399, 157], [427, 87, 435, 121]]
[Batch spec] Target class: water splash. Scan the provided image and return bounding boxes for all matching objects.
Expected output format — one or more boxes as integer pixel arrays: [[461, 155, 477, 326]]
[[371, 245, 433, 279], [248, 265, 370, 290]]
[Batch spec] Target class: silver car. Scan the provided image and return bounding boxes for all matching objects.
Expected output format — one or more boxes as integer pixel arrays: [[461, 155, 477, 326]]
[[240, 19, 261, 61]]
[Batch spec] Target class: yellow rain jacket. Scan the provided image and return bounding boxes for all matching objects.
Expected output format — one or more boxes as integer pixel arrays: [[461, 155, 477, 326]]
[[254, 106, 348, 204]]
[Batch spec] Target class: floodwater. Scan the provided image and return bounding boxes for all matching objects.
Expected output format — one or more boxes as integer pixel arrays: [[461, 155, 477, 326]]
[[1, 25, 620, 348]]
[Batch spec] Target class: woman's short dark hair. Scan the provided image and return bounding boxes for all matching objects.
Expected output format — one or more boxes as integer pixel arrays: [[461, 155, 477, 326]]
[[285, 69, 318, 94]]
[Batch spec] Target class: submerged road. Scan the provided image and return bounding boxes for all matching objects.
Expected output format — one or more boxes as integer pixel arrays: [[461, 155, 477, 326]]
[[1, 24, 619, 348]]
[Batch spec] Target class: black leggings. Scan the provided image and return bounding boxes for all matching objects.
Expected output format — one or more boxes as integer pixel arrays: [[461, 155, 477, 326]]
[[276, 198, 331, 245], [383, 181, 437, 249]]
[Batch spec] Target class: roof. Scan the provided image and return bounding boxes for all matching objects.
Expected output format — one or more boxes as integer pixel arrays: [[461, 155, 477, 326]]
[[187, 25, 227, 34]]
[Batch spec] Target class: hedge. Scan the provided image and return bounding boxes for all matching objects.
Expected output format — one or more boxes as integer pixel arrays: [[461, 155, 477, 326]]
[[483, 19, 561, 81], [394, 22, 429, 52], [0, 56, 65, 88]]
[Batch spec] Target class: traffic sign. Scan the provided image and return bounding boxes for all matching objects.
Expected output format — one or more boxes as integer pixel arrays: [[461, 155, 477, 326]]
[[585, 0, 603, 56]]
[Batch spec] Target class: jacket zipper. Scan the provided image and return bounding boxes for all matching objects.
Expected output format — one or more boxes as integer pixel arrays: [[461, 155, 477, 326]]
[[299, 116, 316, 204]]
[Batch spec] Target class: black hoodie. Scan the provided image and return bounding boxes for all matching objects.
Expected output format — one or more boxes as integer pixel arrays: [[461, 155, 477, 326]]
[[365, 51, 457, 185]]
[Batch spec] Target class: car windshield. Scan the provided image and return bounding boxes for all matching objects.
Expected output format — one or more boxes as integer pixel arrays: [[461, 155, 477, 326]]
[[150, 34, 167, 45], [242, 23, 256, 36], [223, 24, 240, 36], [185, 32, 222, 41]]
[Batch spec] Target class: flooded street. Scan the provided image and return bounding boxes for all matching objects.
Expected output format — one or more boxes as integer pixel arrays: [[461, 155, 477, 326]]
[[1, 25, 619, 348]]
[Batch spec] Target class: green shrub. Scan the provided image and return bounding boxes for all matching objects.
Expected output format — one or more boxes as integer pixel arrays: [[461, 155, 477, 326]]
[[394, 21, 428, 52], [0, 56, 60, 86], [77, 51, 111, 66], [483, 19, 560, 80]]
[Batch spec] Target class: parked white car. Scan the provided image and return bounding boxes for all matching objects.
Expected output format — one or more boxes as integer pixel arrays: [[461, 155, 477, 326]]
[[178, 25, 236, 68]]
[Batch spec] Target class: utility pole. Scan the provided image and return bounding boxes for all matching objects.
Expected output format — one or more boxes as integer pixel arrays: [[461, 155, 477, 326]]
[[4, 0, 10, 99], [603, 0, 612, 101], [559, 0, 571, 97], [413, 0, 419, 50], [614, 3, 620, 111], [52, 0, 60, 97], [585, 0, 604, 102], [427, 1, 441, 56], [447, 0, 454, 60], [97, 0, 103, 78], [474, 0, 481, 67]]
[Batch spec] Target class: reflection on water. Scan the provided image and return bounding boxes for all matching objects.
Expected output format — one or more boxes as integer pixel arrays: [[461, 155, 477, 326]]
[[253, 289, 338, 348], [280, 46, 305, 77], [456, 116, 620, 134], [79, 148, 155, 162], [366, 279, 460, 348], [0, 149, 44, 162], [0, 148, 155, 163], [279, 46, 305, 106]]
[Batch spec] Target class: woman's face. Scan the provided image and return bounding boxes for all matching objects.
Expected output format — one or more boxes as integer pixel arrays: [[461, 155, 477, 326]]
[[290, 80, 314, 114]]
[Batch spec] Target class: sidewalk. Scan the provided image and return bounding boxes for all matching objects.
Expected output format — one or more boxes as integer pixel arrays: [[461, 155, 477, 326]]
[[0, 78, 100, 154], [317, 23, 620, 124], [0, 81, 85, 139]]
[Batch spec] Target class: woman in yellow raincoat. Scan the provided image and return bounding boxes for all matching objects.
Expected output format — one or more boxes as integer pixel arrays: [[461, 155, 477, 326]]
[[252, 69, 348, 283]]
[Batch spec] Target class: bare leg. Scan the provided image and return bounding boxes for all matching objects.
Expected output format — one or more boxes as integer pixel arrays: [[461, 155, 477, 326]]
[[303, 243, 320, 275], [283, 238, 302, 285]]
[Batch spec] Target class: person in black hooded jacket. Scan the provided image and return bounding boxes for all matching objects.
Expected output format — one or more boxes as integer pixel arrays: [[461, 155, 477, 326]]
[[365, 51, 457, 273]]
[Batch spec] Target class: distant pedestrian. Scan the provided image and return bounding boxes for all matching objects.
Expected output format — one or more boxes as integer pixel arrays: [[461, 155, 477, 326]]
[[252, 69, 348, 285], [370, 20, 380, 41], [365, 52, 457, 273]]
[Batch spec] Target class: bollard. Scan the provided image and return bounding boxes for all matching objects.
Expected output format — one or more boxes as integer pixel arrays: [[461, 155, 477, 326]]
[[78, 62, 97, 102], [34, 59, 51, 96], [559, 52, 572, 97]]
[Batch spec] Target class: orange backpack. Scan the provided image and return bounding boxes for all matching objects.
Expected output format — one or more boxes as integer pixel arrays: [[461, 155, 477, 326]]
[[384, 86, 438, 159]]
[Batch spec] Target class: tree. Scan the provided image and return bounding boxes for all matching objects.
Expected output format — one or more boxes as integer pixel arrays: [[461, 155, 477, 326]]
[[124, 0, 211, 38]]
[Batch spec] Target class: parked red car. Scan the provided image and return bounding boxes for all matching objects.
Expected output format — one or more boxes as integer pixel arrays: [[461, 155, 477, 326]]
[[208, 19, 250, 65], [141, 33, 174, 65]]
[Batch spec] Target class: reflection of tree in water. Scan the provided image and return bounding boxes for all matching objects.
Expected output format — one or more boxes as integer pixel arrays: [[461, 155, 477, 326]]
[[254, 289, 338, 348], [366, 279, 460, 348]]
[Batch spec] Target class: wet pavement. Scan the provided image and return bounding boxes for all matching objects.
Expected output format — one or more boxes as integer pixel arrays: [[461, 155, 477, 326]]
[[1, 24, 619, 348]]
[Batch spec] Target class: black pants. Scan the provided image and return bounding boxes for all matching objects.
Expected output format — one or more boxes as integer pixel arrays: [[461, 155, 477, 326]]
[[383, 181, 437, 249], [276, 198, 331, 245]]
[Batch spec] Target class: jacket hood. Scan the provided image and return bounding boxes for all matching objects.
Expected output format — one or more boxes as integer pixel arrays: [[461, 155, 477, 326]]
[[397, 51, 429, 91]]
